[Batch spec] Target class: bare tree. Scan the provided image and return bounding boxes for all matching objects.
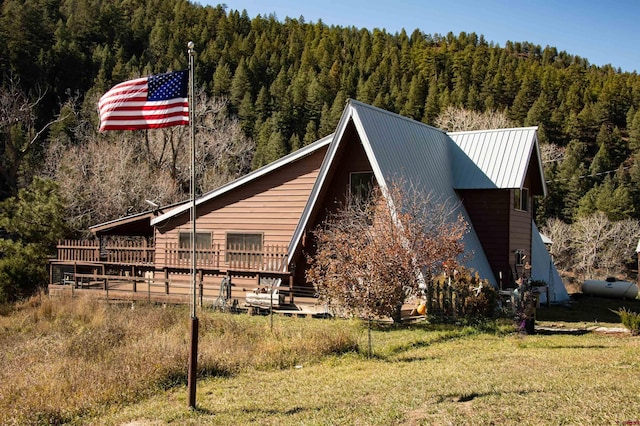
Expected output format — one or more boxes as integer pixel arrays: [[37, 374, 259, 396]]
[[571, 212, 615, 279], [542, 217, 573, 270], [139, 92, 254, 194], [600, 218, 640, 277], [543, 215, 640, 280], [44, 92, 255, 232], [540, 143, 565, 165], [306, 179, 468, 325], [45, 132, 182, 232], [0, 78, 75, 199], [434, 106, 514, 132]]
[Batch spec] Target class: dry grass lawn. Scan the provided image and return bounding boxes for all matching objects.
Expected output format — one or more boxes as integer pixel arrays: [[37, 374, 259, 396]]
[[1, 293, 639, 425]]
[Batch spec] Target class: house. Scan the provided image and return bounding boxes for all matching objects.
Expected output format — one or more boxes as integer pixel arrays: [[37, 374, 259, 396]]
[[49, 99, 569, 308]]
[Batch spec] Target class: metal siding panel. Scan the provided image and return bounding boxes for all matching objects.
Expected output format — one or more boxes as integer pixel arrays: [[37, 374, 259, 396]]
[[449, 127, 537, 190], [531, 222, 569, 303], [351, 102, 495, 284]]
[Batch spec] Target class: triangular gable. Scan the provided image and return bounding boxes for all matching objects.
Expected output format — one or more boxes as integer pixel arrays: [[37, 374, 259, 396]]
[[448, 127, 547, 196], [90, 199, 188, 236], [90, 210, 156, 237], [290, 99, 496, 284], [150, 134, 333, 226]]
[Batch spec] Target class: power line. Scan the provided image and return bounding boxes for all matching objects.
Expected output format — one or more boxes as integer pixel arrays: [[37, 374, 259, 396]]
[[545, 165, 631, 183]]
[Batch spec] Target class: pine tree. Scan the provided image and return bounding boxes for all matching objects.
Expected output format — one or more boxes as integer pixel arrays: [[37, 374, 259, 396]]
[[230, 58, 252, 110], [422, 76, 440, 125], [212, 60, 233, 97], [628, 108, 640, 153]]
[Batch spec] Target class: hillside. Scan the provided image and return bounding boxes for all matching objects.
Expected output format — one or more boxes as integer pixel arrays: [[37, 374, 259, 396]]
[[3, 0, 640, 303], [2, 0, 640, 223]]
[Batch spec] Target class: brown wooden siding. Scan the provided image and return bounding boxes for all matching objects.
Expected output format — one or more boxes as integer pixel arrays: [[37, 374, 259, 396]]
[[315, 122, 372, 220], [458, 189, 511, 285], [154, 147, 327, 274], [509, 189, 532, 280], [524, 148, 545, 196], [292, 121, 373, 287]]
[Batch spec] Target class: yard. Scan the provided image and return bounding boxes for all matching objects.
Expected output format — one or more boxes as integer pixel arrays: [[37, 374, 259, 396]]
[[1, 293, 639, 425]]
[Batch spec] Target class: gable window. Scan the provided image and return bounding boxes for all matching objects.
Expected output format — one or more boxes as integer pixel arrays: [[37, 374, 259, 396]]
[[226, 233, 263, 265], [178, 231, 212, 261], [514, 188, 529, 212], [349, 172, 375, 207]]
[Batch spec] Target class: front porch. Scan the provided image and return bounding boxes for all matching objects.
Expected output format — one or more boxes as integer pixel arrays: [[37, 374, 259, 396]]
[[49, 239, 321, 313]]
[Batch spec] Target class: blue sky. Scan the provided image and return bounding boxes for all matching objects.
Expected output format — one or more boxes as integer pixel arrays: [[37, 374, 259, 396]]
[[200, 0, 640, 73]]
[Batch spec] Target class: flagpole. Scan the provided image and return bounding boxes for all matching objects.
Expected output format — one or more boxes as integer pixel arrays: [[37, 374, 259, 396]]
[[187, 40, 199, 409]]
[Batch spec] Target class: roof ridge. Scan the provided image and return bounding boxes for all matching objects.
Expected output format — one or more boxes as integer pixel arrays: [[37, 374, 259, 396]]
[[347, 98, 447, 134], [447, 126, 539, 135]]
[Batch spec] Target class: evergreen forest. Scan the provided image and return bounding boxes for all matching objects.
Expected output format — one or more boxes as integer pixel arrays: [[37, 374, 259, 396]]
[[2, 0, 640, 301]]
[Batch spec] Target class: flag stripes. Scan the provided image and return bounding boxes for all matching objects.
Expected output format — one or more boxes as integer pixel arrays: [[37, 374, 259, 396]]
[[98, 71, 189, 131]]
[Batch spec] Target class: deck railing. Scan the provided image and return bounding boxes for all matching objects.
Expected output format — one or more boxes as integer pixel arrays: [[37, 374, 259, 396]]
[[104, 239, 155, 265], [56, 240, 101, 262], [164, 242, 221, 268], [55, 240, 288, 272]]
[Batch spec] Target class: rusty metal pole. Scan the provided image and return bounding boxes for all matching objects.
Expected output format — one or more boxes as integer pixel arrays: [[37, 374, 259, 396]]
[[188, 314, 198, 407], [187, 40, 198, 409]]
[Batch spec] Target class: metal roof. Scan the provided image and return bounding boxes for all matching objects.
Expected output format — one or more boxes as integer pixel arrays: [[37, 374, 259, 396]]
[[448, 127, 545, 194], [290, 100, 496, 284]]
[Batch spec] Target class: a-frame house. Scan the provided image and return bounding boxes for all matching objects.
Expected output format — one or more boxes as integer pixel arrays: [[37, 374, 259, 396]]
[[49, 99, 568, 307]]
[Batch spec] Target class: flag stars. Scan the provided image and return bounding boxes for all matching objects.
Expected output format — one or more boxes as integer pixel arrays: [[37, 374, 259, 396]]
[[148, 70, 188, 101]]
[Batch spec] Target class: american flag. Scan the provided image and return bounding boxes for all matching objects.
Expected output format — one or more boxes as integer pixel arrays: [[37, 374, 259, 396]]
[[98, 70, 189, 131]]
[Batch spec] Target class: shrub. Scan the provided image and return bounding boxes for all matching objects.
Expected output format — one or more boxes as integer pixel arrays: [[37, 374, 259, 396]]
[[427, 269, 496, 321], [614, 308, 640, 335], [0, 240, 48, 304]]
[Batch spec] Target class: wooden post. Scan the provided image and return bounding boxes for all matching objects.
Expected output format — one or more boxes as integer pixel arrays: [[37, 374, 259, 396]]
[[72, 262, 77, 296], [198, 270, 203, 307], [289, 273, 294, 304]]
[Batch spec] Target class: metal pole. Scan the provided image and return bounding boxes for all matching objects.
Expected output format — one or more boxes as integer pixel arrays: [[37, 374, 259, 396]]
[[187, 40, 199, 410]]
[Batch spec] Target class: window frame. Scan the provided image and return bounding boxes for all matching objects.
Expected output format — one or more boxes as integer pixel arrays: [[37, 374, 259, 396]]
[[349, 171, 375, 207], [225, 232, 264, 263], [178, 231, 212, 261], [514, 187, 529, 212]]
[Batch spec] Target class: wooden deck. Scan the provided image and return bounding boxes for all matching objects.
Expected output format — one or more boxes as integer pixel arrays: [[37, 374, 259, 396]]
[[54, 239, 289, 272], [48, 269, 322, 314], [49, 239, 326, 314]]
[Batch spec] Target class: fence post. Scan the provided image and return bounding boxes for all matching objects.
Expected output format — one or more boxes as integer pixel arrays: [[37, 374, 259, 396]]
[[289, 273, 294, 304], [198, 270, 203, 307]]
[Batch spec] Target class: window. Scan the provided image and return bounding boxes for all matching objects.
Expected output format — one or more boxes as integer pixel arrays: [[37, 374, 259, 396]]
[[178, 231, 212, 261], [514, 188, 529, 211], [515, 249, 526, 266], [349, 172, 375, 207], [226, 233, 263, 264]]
